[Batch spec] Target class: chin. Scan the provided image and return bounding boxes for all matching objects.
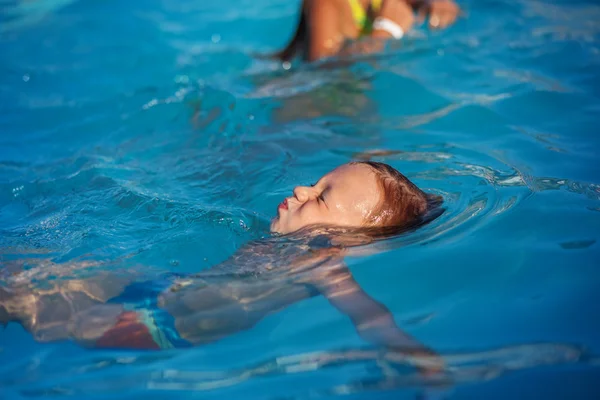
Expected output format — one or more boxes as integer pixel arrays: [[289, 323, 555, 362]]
[[270, 218, 281, 233], [271, 218, 293, 235]]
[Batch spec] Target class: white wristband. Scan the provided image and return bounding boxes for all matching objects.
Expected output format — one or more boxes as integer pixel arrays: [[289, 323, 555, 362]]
[[373, 17, 404, 39]]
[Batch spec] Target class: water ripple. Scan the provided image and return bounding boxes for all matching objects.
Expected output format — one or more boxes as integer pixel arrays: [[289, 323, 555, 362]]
[[2, 0, 600, 399], [1, 342, 586, 398]]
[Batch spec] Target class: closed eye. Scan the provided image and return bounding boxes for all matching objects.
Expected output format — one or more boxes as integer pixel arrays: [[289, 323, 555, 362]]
[[318, 193, 328, 208]]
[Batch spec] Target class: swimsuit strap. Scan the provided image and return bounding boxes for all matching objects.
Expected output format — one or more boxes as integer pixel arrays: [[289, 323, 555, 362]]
[[371, 0, 383, 13], [348, 0, 384, 32], [348, 0, 367, 28]]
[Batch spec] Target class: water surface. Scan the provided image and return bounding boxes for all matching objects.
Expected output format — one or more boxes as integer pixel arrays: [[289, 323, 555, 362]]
[[1, 0, 599, 398]]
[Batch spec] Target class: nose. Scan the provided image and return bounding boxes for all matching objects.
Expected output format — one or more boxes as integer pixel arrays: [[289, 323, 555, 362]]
[[293, 186, 315, 203]]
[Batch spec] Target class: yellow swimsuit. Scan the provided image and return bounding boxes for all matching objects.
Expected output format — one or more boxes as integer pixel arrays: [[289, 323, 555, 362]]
[[347, 0, 383, 35]]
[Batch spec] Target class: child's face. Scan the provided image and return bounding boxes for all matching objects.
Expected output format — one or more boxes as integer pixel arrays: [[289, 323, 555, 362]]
[[270, 163, 382, 234]]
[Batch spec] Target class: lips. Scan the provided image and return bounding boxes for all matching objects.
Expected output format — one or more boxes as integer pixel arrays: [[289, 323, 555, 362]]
[[278, 198, 288, 211]]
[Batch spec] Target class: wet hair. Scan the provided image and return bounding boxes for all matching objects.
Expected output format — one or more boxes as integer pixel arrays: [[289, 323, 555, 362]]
[[352, 161, 442, 230]]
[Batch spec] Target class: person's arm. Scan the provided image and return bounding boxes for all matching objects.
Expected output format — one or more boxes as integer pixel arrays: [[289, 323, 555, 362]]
[[315, 264, 422, 348], [412, 0, 461, 29], [306, 0, 345, 61], [309, 261, 443, 373], [308, 0, 414, 61], [337, 0, 415, 58]]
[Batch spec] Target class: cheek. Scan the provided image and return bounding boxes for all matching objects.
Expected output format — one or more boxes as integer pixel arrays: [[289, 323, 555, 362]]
[[290, 203, 322, 226]]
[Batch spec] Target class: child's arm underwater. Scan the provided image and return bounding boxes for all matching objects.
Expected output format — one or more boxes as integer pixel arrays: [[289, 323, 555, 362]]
[[304, 255, 443, 373]]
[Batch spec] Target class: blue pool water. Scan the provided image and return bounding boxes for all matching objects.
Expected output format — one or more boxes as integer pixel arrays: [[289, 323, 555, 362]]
[[1, 0, 600, 398]]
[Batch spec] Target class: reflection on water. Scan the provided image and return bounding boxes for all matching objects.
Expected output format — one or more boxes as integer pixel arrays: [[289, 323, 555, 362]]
[[2, 342, 586, 397], [1, 0, 77, 32], [145, 343, 583, 389]]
